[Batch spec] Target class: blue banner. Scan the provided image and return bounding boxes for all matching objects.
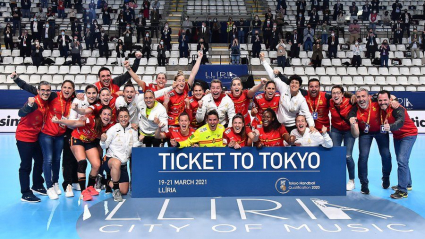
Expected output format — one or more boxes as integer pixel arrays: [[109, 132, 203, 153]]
[[131, 147, 346, 198], [194, 65, 249, 89]]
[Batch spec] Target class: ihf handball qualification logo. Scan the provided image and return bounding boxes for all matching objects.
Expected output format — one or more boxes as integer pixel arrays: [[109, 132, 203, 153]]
[[275, 178, 290, 194]]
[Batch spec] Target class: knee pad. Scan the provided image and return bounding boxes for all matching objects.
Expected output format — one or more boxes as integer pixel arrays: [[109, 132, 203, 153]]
[[77, 160, 88, 174]]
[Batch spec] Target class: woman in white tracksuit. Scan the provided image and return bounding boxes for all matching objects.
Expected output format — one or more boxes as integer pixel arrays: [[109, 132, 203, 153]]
[[100, 107, 142, 202], [289, 115, 333, 148]]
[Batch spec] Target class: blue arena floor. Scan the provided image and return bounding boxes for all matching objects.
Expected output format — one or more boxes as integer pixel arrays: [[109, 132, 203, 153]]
[[1, 133, 425, 239]]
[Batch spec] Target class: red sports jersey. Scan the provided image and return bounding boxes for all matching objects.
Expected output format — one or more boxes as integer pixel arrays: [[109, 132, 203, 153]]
[[227, 90, 252, 125], [16, 96, 48, 142], [94, 81, 120, 95], [223, 126, 252, 147], [157, 83, 189, 126], [186, 96, 203, 129], [146, 83, 163, 92], [72, 116, 114, 143], [330, 97, 353, 132], [256, 124, 288, 147], [252, 92, 280, 128], [165, 126, 196, 142], [42, 92, 73, 136], [356, 101, 381, 133], [305, 91, 330, 131], [381, 107, 418, 139]]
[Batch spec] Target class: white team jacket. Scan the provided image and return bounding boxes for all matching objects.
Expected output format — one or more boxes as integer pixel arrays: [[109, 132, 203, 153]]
[[115, 86, 172, 124], [100, 123, 142, 164], [68, 96, 90, 129], [290, 128, 333, 148], [137, 101, 168, 135], [196, 93, 236, 126], [262, 60, 315, 128]]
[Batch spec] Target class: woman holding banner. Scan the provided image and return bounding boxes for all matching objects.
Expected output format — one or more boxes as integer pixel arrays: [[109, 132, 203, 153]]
[[254, 109, 293, 147], [224, 114, 258, 148], [289, 115, 333, 148]]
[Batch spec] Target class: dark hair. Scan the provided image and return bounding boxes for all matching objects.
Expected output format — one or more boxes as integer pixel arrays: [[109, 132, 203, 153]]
[[178, 111, 190, 121], [231, 77, 242, 86], [85, 84, 98, 94], [232, 114, 246, 139], [378, 90, 391, 99], [38, 81, 51, 90], [331, 85, 344, 94], [308, 78, 320, 87], [295, 114, 307, 126], [99, 87, 111, 95], [192, 82, 205, 91], [144, 89, 155, 98], [123, 83, 135, 91], [207, 110, 219, 119], [265, 80, 276, 88], [62, 80, 75, 89], [95, 106, 112, 135], [210, 79, 223, 89], [98, 67, 111, 77], [117, 107, 130, 117], [289, 75, 302, 86], [263, 108, 281, 132]]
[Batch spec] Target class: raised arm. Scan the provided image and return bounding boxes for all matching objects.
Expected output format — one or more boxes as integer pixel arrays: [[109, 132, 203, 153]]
[[18, 97, 38, 117], [247, 78, 267, 98], [51, 115, 85, 128], [124, 61, 146, 92], [100, 126, 115, 150], [187, 51, 203, 88]]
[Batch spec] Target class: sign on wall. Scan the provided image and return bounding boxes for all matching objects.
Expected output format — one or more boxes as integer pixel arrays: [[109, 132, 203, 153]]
[[0, 109, 20, 133]]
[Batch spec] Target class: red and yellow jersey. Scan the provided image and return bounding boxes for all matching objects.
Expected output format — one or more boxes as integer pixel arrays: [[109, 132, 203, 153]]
[[381, 107, 418, 139], [72, 116, 114, 143], [223, 126, 252, 147], [16, 95, 48, 142], [356, 101, 381, 133], [165, 126, 196, 142], [186, 96, 203, 129], [329, 97, 353, 132], [157, 83, 190, 126], [227, 90, 252, 125], [252, 92, 280, 128], [89, 95, 118, 122], [146, 83, 162, 92], [305, 91, 330, 131], [256, 124, 288, 147], [42, 92, 73, 136], [179, 124, 226, 148]]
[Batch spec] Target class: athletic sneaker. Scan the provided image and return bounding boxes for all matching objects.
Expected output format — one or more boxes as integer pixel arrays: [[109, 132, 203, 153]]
[[112, 189, 123, 202], [382, 177, 390, 189], [346, 180, 355, 191], [86, 186, 99, 196], [32, 187, 47, 196], [391, 185, 412, 191], [21, 194, 41, 203], [81, 189, 93, 201], [72, 183, 81, 191], [53, 183, 62, 195], [390, 190, 408, 199], [47, 187, 59, 200], [361, 184, 370, 195], [94, 174, 103, 192], [65, 184, 74, 197]]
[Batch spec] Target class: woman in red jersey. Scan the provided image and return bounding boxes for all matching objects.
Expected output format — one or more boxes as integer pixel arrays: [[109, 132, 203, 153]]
[[224, 114, 258, 148], [158, 51, 203, 126], [155, 112, 196, 146], [254, 108, 293, 147], [12, 73, 75, 200], [226, 77, 266, 125], [74, 87, 119, 123], [251, 80, 281, 128], [185, 82, 205, 129], [146, 73, 168, 92], [52, 106, 114, 201]]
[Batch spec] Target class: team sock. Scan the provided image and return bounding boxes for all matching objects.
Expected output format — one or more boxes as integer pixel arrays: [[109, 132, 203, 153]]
[[78, 177, 86, 191], [113, 181, 120, 190], [88, 175, 96, 187]]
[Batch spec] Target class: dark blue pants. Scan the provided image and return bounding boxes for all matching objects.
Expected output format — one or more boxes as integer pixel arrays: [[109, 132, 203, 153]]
[[39, 133, 64, 189], [330, 127, 356, 180], [394, 136, 416, 192], [358, 132, 392, 186], [17, 140, 45, 196]]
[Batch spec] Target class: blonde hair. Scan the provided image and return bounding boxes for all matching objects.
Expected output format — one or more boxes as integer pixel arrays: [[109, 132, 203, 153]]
[[174, 70, 185, 81]]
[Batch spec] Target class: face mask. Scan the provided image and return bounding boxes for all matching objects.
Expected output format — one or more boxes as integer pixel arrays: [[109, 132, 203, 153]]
[[185, 18, 188, 20], [331, 33, 334, 36], [46, 24, 49, 27], [35, 41, 39, 45], [139, 14, 142, 17], [233, 26, 236, 29], [146, 34, 149, 37], [214, 19, 217, 22], [165, 24, 168, 27], [126, 26, 130, 29], [182, 32, 185, 35], [62, 32, 65, 35], [34, 19, 37, 21], [267, 21, 270, 23], [160, 41, 163, 44], [74, 38, 77, 41]]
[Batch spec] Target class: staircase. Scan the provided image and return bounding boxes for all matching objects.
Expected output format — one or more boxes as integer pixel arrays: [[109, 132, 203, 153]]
[[167, 0, 185, 44]]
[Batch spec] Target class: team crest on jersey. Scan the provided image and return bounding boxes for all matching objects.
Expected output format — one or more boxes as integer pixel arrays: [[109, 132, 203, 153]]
[[225, 128, 231, 134], [189, 98, 194, 103], [169, 92, 176, 97], [256, 94, 263, 99], [199, 127, 207, 132]]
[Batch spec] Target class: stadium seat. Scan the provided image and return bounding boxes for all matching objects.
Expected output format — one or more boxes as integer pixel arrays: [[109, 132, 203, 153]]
[[394, 86, 405, 91], [52, 75, 64, 84], [305, 67, 315, 76], [145, 67, 156, 74], [341, 76, 353, 85], [142, 75, 153, 83], [320, 76, 331, 85], [386, 77, 397, 85], [4, 65, 15, 74], [13, 57, 24, 65], [64, 75, 74, 82], [178, 58, 188, 65], [357, 67, 368, 75], [284, 67, 294, 75], [86, 75, 97, 84], [69, 66, 81, 74], [336, 67, 346, 75], [353, 76, 364, 85], [30, 75, 41, 84], [371, 86, 381, 92], [347, 67, 357, 75], [55, 57, 65, 65], [399, 67, 410, 75], [378, 67, 389, 75], [325, 67, 336, 76], [156, 67, 166, 74], [410, 67, 421, 76], [169, 58, 178, 65], [364, 76, 375, 85], [59, 66, 70, 74], [294, 67, 304, 75], [397, 77, 408, 85], [80, 66, 91, 74], [86, 58, 97, 65], [48, 66, 59, 74], [406, 86, 417, 91], [408, 77, 420, 85], [388, 67, 400, 76], [322, 59, 331, 66], [113, 67, 124, 74], [368, 67, 379, 75], [291, 58, 301, 66], [331, 76, 342, 85], [75, 75, 86, 84], [375, 77, 386, 85]]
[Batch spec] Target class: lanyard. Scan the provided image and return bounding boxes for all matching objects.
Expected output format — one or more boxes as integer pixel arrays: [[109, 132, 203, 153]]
[[35, 97, 43, 110], [59, 93, 71, 118], [380, 108, 390, 125], [308, 93, 321, 113], [364, 100, 372, 125]]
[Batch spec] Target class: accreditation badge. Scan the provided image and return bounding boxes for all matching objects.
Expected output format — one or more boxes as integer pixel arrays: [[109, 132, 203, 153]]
[[380, 125, 387, 134], [364, 123, 370, 134], [59, 116, 67, 129], [312, 112, 318, 120]]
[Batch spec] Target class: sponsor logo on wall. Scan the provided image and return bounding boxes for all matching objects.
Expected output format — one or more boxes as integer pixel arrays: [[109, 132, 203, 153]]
[[0, 110, 20, 132]]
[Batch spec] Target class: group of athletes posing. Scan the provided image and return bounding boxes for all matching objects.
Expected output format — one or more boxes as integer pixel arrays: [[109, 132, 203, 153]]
[[15, 51, 417, 203]]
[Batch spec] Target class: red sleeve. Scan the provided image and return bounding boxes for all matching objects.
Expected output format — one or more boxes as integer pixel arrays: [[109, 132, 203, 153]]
[[279, 125, 288, 136], [245, 126, 252, 134], [111, 93, 119, 99], [165, 131, 172, 139], [244, 89, 252, 99], [156, 95, 164, 103]]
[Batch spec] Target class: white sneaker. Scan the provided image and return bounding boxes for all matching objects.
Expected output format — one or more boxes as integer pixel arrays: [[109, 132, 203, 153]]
[[65, 184, 74, 197], [47, 187, 59, 200], [53, 183, 62, 195], [346, 180, 355, 191], [72, 183, 81, 191]]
